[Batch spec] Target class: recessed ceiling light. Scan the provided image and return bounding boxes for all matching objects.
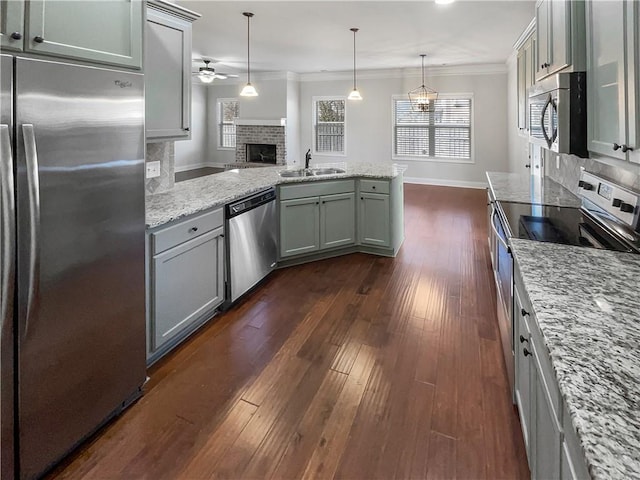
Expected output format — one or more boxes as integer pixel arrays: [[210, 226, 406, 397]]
[[435, 0, 455, 4]]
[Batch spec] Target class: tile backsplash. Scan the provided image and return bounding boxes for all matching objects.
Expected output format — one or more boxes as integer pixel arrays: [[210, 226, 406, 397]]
[[145, 142, 175, 194], [546, 152, 640, 196]]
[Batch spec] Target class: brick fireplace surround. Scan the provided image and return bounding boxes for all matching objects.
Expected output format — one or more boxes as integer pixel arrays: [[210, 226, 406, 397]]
[[235, 125, 286, 165]]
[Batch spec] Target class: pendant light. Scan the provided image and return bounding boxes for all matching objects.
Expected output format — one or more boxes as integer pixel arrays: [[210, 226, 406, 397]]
[[408, 54, 438, 112], [240, 12, 258, 97], [348, 27, 362, 100]]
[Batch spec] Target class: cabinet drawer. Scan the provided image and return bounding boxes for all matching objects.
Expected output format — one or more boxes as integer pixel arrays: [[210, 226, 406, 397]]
[[360, 179, 390, 194], [151, 208, 223, 254], [279, 179, 355, 200]]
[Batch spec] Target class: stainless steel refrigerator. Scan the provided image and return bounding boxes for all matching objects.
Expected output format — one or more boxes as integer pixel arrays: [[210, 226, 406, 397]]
[[1, 55, 147, 479]]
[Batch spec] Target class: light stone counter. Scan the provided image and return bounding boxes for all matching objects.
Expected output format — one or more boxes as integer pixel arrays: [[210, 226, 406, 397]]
[[487, 172, 581, 207], [146, 162, 403, 228], [510, 238, 640, 480]]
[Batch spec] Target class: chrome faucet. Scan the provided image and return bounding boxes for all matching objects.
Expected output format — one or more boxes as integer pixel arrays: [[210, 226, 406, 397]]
[[305, 149, 312, 169]]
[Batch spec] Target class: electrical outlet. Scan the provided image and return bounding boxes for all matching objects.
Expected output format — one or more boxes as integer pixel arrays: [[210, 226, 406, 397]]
[[146, 161, 161, 179]]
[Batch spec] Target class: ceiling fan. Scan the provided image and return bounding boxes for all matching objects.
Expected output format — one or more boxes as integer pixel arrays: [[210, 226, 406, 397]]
[[193, 59, 238, 84]]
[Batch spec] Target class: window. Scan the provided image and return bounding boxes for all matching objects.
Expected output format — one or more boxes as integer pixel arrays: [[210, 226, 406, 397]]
[[313, 97, 346, 155], [217, 98, 239, 149], [393, 95, 472, 161]]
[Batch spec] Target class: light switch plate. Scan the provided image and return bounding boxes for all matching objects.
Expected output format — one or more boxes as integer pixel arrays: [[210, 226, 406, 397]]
[[146, 161, 161, 179]]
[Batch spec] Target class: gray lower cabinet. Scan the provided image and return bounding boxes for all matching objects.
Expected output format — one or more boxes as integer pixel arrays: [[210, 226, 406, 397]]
[[514, 264, 590, 480], [280, 196, 321, 257], [320, 192, 356, 249], [147, 208, 224, 363], [359, 192, 391, 247], [1, 0, 143, 68], [279, 180, 357, 259], [145, 1, 199, 141]]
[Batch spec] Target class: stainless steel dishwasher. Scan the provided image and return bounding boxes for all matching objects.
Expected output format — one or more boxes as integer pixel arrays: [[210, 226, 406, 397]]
[[225, 187, 278, 306]]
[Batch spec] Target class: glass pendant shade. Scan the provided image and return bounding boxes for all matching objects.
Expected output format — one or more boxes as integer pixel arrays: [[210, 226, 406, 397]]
[[348, 88, 362, 100], [240, 12, 258, 97], [409, 54, 438, 112], [348, 28, 362, 101], [240, 83, 258, 97]]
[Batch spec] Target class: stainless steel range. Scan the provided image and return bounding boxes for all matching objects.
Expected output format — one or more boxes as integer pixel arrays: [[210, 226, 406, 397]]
[[489, 170, 640, 394]]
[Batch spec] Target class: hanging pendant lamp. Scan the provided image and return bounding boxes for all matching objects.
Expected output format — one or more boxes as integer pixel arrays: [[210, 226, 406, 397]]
[[408, 54, 437, 112], [348, 28, 362, 101], [240, 12, 258, 97]]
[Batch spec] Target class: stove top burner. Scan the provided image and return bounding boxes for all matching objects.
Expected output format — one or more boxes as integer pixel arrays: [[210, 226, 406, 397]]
[[497, 202, 637, 253]]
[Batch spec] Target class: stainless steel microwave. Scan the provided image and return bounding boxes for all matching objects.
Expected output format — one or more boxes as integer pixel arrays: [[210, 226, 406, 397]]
[[528, 72, 587, 158]]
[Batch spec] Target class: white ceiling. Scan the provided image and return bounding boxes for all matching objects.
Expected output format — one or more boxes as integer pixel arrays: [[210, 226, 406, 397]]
[[179, 0, 536, 75]]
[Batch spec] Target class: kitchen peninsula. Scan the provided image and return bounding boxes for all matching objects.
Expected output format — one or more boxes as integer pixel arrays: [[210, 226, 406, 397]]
[[145, 162, 405, 363]]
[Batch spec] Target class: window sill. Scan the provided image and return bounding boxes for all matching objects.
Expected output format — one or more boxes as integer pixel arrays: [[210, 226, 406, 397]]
[[392, 155, 475, 165], [217, 146, 236, 151]]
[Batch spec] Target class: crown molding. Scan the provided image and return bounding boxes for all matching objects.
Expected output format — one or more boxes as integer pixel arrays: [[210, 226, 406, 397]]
[[513, 17, 536, 50], [299, 63, 508, 82], [147, 0, 201, 21]]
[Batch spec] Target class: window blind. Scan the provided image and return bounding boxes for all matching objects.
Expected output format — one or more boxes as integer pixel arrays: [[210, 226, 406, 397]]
[[394, 97, 471, 159]]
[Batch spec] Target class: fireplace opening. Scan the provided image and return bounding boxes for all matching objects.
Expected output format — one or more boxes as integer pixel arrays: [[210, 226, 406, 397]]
[[246, 143, 277, 164]]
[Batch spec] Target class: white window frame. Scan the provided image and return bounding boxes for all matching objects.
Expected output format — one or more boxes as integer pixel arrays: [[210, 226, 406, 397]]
[[391, 93, 475, 164], [217, 98, 238, 150], [312, 96, 347, 156]]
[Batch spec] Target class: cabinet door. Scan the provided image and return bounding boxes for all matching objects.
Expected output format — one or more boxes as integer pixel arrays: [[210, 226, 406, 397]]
[[0, 0, 24, 51], [280, 197, 320, 257], [517, 47, 528, 131], [320, 192, 355, 250], [151, 227, 224, 350], [536, 0, 550, 80], [514, 291, 532, 462], [359, 193, 390, 248], [586, 0, 627, 160], [548, 0, 570, 74], [145, 8, 191, 140], [24, 0, 142, 68], [627, 0, 639, 164], [531, 342, 562, 480]]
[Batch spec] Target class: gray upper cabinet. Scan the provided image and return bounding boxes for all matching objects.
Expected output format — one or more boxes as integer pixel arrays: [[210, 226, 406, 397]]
[[586, 0, 639, 163], [535, 0, 585, 82], [0, 1, 24, 51], [517, 33, 535, 132], [1, 0, 143, 68], [145, 1, 200, 141]]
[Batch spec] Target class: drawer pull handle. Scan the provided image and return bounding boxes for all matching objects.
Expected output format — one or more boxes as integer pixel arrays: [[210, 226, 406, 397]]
[[622, 145, 634, 153], [519, 335, 528, 344], [613, 143, 621, 151], [521, 308, 529, 317], [33, 36, 44, 43], [11, 32, 22, 40], [189, 227, 198, 232], [523, 348, 532, 357], [372, 186, 376, 189]]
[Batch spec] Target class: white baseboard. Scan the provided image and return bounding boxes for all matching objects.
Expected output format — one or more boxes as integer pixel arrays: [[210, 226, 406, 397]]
[[175, 162, 219, 173], [403, 176, 487, 189]]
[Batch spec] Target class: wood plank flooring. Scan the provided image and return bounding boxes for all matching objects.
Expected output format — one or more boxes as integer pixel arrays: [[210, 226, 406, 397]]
[[50, 184, 529, 480]]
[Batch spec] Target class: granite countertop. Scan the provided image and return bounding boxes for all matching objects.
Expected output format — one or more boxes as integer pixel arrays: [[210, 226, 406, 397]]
[[509, 238, 640, 479], [487, 172, 581, 207], [146, 162, 404, 228]]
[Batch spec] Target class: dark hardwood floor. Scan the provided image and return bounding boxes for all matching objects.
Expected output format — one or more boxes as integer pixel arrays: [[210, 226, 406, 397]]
[[50, 184, 529, 479]]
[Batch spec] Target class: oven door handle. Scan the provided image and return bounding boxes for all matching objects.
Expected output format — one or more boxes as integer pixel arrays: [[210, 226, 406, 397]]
[[491, 209, 510, 252]]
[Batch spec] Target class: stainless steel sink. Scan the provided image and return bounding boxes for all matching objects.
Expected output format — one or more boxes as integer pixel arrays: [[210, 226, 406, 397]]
[[278, 167, 346, 178], [309, 167, 345, 175], [278, 169, 309, 177]]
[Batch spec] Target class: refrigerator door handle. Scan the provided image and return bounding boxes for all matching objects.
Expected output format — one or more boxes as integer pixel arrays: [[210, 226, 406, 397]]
[[22, 124, 40, 335], [0, 125, 15, 333]]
